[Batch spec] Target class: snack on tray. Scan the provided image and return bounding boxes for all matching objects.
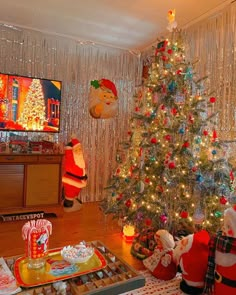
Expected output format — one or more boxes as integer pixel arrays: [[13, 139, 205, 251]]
[[61, 242, 94, 264]]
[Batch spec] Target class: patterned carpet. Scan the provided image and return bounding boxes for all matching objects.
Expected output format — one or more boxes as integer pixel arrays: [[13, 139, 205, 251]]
[[121, 271, 185, 295]]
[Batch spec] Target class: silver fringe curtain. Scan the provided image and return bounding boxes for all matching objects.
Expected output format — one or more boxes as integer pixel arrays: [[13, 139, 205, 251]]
[[184, 1, 236, 141], [0, 24, 142, 202]]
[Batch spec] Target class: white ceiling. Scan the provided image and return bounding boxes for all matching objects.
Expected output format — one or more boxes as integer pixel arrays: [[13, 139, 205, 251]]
[[0, 0, 232, 51]]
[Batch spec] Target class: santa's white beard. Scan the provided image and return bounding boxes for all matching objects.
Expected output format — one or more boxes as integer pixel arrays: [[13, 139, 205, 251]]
[[73, 150, 85, 169]]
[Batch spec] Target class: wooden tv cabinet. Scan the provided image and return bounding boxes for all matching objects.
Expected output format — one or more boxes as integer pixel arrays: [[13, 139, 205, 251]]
[[0, 153, 64, 217]]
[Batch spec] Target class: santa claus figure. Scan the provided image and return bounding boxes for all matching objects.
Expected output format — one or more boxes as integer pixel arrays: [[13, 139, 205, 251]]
[[173, 229, 210, 294], [89, 78, 118, 119], [204, 207, 236, 294], [143, 229, 177, 281], [62, 137, 87, 212]]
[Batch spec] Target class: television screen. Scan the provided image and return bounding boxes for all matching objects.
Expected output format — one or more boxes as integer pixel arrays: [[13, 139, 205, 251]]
[[0, 73, 62, 132]]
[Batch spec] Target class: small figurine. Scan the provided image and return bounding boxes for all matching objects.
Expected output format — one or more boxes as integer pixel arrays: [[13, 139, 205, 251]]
[[173, 229, 210, 294], [143, 229, 177, 280], [204, 206, 236, 294]]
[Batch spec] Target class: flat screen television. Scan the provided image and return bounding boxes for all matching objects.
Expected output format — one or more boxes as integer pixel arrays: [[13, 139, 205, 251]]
[[0, 73, 62, 132]]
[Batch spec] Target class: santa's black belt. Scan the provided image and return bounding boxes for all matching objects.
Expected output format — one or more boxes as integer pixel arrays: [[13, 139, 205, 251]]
[[215, 271, 236, 287], [65, 172, 88, 180]]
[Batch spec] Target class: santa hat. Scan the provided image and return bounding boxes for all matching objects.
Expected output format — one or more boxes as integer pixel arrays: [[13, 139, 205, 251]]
[[179, 230, 210, 287], [190, 230, 210, 253], [155, 229, 175, 249], [100, 79, 117, 97], [71, 138, 80, 148], [65, 138, 81, 150], [223, 207, 236, 238]]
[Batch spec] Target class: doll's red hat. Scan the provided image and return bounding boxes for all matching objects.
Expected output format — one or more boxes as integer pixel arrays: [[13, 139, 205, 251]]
[[100, 79, 117, 97]]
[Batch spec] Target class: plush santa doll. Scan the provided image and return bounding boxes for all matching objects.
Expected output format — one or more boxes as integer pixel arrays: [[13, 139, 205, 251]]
[[173, 229, 210, 294], [143, 229, 177, 281], [89, 78, 118, 119], [62, 137, 87, 212], [204, 207, 236, 294]]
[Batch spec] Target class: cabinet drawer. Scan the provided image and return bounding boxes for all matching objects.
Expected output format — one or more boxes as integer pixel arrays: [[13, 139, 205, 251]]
[[38, 155, 62, 163], [0, 155, 38, 163]]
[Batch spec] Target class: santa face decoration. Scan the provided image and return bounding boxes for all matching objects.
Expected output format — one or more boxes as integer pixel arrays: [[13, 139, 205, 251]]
[[89, 79, 118, 119]]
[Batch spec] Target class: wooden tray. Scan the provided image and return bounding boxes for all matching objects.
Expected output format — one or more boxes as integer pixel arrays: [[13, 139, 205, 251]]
[[14, 247, 106, 288]]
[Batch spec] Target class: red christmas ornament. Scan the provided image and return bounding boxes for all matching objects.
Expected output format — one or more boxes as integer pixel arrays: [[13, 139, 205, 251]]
[[180, 211, 189, 218], [135, 107, 140, 112], [164, 134, 171, 141], [145, 218, 152, 226], [212, 130, 218, 142], [203, 130, 208, 136], [182, 141, 190, 148], [220, 196, 227, 205], [192, 166, 197, 172], [167, 49, 173, 54], [160, 104, 166, 111], [176, 69, 182, 75], [160, 214, 168, 223], [116, 168, 121, 174], [209, 97, 216, 103], [145, 178, 150, 184], [125, 199, 132, 208], [116, 194, 123, 201], [171, 108, 178, 115], [168, 162, 176, 169], [162, 55, 168, 62], [151, 138, 157, 144]]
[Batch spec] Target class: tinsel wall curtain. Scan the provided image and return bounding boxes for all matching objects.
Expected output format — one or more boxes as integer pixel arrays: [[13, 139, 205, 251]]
[[0, 25, 142, 202], [183, 1, 236, 142], [142, 1, 236, 142]]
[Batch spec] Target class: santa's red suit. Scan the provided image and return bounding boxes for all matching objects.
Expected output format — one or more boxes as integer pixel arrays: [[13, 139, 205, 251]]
[[173, 230, 210, 294], [62, 138, 87, 212]]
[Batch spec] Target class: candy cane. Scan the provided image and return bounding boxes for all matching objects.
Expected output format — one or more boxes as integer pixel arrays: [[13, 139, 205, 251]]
[[22, 219, 52, 258]]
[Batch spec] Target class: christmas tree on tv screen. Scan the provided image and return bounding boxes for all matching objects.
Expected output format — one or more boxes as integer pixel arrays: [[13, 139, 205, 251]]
[[101, 11, 236, 235]]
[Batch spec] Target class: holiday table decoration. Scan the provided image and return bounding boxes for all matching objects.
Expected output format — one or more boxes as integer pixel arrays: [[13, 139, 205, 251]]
[[61, 242, 94, 264], [9, 241, 145, 294], [14, 246, 106, 288], [22, 219, 52, 269]]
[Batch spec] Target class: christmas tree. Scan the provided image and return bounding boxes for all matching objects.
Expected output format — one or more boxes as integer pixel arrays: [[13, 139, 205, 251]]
[[18, 79, 46, 130], [101, 12, 236, 234]]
